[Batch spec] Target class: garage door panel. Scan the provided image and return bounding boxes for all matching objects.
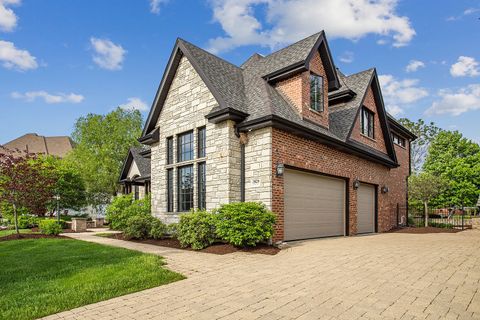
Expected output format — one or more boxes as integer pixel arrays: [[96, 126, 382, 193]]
[[284, 169, 345, 241], [357, 184, 375, 234]]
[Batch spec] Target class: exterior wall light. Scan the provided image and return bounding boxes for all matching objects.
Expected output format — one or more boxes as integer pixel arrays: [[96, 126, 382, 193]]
[[276, 163, 284, 177], [381, 186, 389, 194], [353, 179, 360, 189]]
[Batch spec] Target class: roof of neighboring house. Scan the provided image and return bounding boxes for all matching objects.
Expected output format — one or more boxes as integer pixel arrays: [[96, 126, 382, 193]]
[[119, 146, 151, 183], [141, 31, 415, 167], [1, 133, 74, 158]]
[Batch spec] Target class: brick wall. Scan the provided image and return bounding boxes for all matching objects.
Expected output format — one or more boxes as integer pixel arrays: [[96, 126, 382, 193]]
[[275, 51, 329, 128], [271, 128, 410, 242], [350, 85, 388, 155]]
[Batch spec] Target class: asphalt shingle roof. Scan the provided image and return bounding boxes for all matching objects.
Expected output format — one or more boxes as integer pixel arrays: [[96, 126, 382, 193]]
[[130, 146, 151, 178]]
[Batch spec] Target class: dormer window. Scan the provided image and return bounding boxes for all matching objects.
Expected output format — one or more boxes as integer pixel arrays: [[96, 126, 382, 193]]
[[361, 107, 374, 139], [310, 74, 324, 112]]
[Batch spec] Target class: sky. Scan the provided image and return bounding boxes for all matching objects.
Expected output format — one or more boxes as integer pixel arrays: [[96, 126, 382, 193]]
[[1, 0, 479, 144]]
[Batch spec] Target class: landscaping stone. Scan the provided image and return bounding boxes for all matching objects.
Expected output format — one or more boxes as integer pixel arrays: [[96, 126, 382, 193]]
[[71, 218, 87, 232]]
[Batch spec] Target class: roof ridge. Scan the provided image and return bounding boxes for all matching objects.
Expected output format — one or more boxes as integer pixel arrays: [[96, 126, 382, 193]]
[[262, 32, 322, 59], [178, 38, 242, 70]]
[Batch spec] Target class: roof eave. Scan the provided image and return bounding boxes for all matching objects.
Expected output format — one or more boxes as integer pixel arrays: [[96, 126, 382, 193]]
[[205, 107, 249, 124], [237, 115, 398, 168], [138, 127, 160, 145]]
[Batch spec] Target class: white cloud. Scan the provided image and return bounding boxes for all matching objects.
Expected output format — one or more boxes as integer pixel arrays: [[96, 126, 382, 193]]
[[119, 97, 148, 111], [405, 60, 425, 73], [447, 7, 480, 21], [379, 74, 429, 115], [0, 0, 20, 32], [0, 40, 37, 70], [11, 91, 84, 104], [339, 51, 354, 64], [450, 56, 479, 77], [90, 37, 126, 71], [149, 0, 168, 14], [207, 0, 415, 53], [426, 84, 480, 116]]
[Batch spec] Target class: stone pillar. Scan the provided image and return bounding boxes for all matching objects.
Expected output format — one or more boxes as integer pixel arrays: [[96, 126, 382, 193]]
[[72, 218, 87, 232]]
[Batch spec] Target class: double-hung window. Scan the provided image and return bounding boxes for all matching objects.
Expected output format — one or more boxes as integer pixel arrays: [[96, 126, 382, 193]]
[[361, 107, 375, 139], [177, 131, 194, 162], [310, 74, 324, 112]]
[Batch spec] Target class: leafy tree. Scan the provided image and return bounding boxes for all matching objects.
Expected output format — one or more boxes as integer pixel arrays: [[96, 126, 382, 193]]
[[66, 107, 143, 207], [408, 173, 447, 227], [39, 156, 87, 212], [398, 118, 442, 172], [423, 131, 480, 207], [0, 152, 57, 234]]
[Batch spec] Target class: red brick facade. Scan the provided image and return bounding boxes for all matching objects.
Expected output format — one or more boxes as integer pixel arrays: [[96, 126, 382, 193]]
[[271, 128, 410, 242], [275, 52, 330, 128], [350, 85, 388, 154]]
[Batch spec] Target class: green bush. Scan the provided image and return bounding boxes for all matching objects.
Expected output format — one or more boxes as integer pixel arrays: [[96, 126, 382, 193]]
[[106, 195, 151, 231], [150, 218, 167, 240], [215, 202, 276, 247], [123, 215, 154, 240], [177, 210, 217, 250], [39, 220, 63, 235], [166, 223, 178, 237], [17, 215, 39, 229], [429, 221, 454, 229]]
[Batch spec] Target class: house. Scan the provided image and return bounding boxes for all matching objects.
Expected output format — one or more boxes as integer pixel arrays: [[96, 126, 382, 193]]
[[1, 133, 74, 158], [138, 31, 416, 242], [119, 146, 151, 200]]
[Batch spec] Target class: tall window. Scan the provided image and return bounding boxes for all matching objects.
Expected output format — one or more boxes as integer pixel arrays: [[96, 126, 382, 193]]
[[198, 127, 206, 158], [177, 131, 194, 162], [134, 185, 139, 200], [310, 74, 324, 112], [177, 165, 193, 212], [166, 136, 173, 165], [167, 169, 173, 212], [361, 107, 374, 138], [198, 162, 206, 210]]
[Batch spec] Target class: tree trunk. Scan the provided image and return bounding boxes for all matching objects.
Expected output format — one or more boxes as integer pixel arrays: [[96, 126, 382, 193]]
[[13, 202, 19, 235], [424, 201, 429, 227]]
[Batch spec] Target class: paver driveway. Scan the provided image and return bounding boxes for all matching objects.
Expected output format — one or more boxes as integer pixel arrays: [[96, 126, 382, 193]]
[[43, 230, 480, 320]]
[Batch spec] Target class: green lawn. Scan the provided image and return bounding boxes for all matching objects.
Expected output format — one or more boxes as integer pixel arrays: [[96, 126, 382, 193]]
[[0, 238, 184, 320], [0, 228, 36, 237]]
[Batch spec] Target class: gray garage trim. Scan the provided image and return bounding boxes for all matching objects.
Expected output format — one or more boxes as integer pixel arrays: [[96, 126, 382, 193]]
[[357, 183, 377, 234], [284, 168, 347, 241]]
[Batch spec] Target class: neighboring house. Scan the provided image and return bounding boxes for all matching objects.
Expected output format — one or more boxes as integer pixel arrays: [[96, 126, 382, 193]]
[[138, 31, 416, 242], [1, 133, 74, 158], [119, 147, 151, 200]]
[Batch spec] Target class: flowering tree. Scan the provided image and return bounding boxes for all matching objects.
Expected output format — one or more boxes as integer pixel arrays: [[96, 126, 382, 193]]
[[0, 149, 57, 234]]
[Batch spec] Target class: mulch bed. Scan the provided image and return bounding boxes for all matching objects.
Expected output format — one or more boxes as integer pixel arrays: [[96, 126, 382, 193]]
[[0, 233, 67, 242], [390, 227, 463, 234], [105, 233, 280, 255]]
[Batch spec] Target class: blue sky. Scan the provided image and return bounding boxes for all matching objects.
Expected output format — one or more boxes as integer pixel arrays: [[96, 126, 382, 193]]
[[1, 0, 479, 144]]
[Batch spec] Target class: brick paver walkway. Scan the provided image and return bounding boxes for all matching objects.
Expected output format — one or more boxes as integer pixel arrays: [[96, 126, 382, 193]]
[[43, 230, 480, 320]]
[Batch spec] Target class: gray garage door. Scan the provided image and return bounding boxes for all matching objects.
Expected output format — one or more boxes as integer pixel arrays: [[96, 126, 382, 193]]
[[357, 184, 375, 234], [284, 169, 345, 241]]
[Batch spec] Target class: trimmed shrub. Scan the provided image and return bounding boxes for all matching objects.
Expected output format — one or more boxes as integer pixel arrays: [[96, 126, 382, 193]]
[[215, 202, 276, 247], [166, 223, 178, 237], [123, 215, 154, 240], [39, 220, 63, 235], [17, 215, 39, 229], [106, 195, 151, 231], [149, 218, 167, 239], [177, 210, 217, 250]]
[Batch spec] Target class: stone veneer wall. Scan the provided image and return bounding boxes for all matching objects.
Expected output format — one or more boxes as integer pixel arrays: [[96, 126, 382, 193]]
[[150, 56, 241, 223], [243, 127, 273, 208]]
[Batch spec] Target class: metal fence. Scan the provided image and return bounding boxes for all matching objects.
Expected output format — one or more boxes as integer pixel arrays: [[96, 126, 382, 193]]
[[408, 206, 474, 230]]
